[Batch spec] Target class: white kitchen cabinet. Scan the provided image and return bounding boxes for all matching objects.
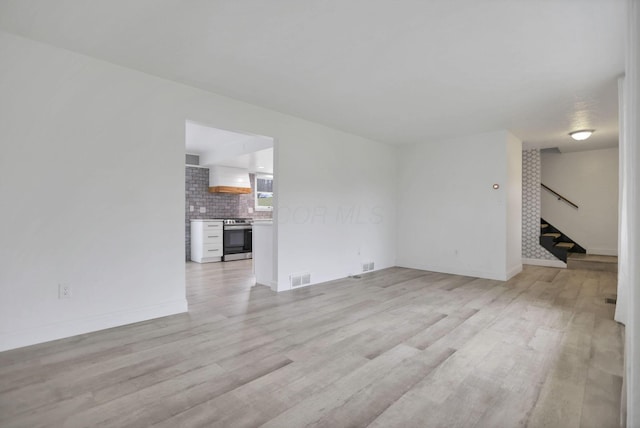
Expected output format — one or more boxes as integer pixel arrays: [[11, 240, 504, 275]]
[[190, 219, 223, 263]]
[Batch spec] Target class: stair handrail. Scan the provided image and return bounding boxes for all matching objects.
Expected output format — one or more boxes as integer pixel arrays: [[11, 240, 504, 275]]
[[541, 183, 579, 209]]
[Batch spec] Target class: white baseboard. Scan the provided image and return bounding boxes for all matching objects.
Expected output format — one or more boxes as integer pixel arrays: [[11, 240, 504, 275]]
[[522, 258, 567, 268], [0, 298, 188, 352], [255, 280, 277, 291], [506, 264, 524, 280], [396, 262, 516, 282]]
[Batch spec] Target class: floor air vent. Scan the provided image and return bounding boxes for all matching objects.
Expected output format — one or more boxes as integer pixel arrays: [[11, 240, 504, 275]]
[[362, 262, 375, 272], [290, 272, 311, 288]]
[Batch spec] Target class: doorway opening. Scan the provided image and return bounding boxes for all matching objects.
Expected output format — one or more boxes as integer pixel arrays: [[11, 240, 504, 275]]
[[184, 120, 276, 289]]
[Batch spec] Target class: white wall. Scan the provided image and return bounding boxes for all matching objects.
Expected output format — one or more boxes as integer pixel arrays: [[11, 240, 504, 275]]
[[275, 128, 397, 291], [396, 131, 522, 281], [621, 1, 640, 425], [541, 148, 619, 255], [506, 133, 523, 276], [0, 31, 397, 351]]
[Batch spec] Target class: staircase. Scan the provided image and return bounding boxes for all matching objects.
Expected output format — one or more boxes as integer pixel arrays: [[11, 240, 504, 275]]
[[539, 218, 586, 262]]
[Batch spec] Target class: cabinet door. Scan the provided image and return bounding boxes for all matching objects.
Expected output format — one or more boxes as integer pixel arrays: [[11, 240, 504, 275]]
[[202, 230, 222, 245], [202, 244, 222, 258], [202, 222, 222, 231]]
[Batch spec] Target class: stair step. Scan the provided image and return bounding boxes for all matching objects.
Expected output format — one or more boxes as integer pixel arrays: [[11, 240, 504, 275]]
[[542, 233, 561, 238], [541, 224, 549, 228], [555, 242, 575, 249]]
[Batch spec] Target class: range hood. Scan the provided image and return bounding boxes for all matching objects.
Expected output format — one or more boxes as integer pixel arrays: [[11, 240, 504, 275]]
[[209, 166, 252, 194]]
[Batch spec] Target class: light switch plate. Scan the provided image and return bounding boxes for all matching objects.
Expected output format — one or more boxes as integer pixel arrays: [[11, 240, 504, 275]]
[[190, 205, 194, 212], [199, 207, 206, 213], [248, 207, 254, 213]]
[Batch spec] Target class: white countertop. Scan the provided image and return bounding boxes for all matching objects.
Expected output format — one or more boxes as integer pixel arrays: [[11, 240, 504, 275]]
[[252, 220, 273, 226]]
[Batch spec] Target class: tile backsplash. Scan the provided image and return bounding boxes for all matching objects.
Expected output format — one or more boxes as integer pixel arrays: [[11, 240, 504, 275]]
[[185, 166, 272, 261]]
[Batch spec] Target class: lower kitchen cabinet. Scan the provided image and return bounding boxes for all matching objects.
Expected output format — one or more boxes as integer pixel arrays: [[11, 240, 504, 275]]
[[190, 219, 223, 263]]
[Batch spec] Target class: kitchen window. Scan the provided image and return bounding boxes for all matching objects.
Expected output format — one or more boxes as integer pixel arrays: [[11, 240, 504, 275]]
[[255, 174, 273, 211]]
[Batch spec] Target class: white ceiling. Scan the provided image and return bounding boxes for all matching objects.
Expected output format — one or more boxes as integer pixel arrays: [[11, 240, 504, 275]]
[[0, 1, 625, 151], [185, 121, 274, 173]]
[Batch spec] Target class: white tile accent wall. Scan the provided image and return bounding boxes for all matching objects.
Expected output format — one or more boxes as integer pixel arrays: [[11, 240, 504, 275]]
[[522, 149, 556, 260]]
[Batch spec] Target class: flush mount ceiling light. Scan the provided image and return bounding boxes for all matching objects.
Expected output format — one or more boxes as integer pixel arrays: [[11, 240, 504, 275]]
[[569, 129, 595, 141]]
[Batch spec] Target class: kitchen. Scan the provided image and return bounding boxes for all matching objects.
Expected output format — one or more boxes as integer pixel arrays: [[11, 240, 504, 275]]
[[185, 121, 274, 286]]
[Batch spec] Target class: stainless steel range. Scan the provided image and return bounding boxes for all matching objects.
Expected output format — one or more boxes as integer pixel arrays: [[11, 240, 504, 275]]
[[222, 218, 253, 261]]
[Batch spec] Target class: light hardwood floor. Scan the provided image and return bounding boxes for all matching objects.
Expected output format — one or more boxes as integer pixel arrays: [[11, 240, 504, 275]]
[[0, 262, 623, 427]]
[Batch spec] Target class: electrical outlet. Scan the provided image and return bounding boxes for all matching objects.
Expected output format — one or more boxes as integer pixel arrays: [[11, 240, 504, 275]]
[[199, 207, 206, 213], [189, 205, 194, 212], [58, 284, 72, 299], [248, 207, 254, 214]]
